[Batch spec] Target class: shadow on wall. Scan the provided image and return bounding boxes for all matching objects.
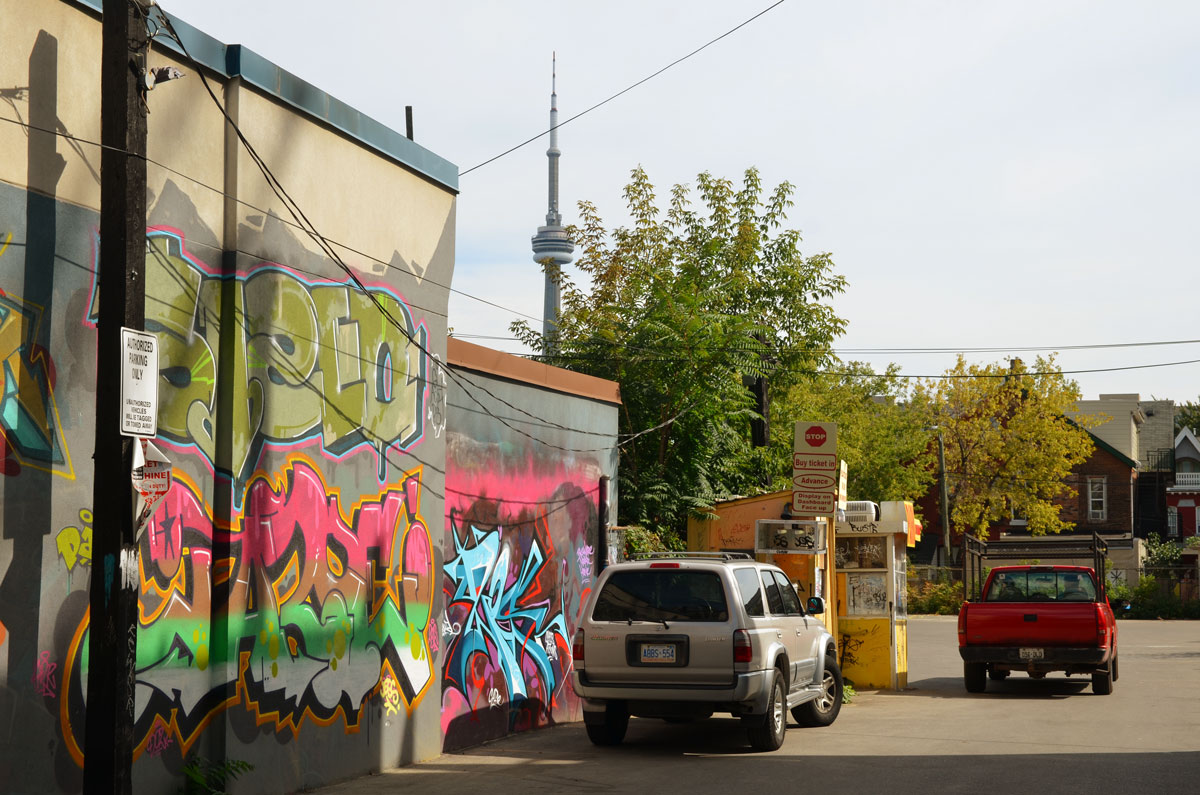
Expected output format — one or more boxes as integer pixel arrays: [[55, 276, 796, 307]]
[[0, 29, 88, 794]]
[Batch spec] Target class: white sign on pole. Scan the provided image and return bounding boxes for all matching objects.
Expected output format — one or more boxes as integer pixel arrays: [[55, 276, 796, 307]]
[[120, 327, 159, 437], [132, 439, 172, 536], [793, 421, 838, 516]]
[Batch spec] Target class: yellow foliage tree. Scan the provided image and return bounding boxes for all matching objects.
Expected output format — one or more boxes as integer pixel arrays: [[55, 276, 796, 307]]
[[915, 355, 1096, 539]]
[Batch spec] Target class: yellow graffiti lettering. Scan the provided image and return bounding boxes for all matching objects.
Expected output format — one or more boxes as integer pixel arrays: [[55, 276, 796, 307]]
[[56, 510, 93, 572]]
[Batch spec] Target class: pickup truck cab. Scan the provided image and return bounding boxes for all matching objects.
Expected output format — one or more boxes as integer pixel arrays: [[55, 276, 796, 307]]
[[957, 535, 1120, 695]]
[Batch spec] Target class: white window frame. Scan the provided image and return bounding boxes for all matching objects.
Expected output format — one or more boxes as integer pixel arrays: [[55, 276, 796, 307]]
[[1167, 506, 1179, 537], [1088, 477, 1107, 522]]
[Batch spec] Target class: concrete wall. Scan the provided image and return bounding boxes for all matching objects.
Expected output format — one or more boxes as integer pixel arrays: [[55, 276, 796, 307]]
[[1138, 399, 1176, 462], [440, 340, 619, 752], [1, 1, 456, 791]]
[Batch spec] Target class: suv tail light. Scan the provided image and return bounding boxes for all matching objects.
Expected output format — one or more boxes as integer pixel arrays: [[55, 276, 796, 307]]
[[649, 562, 680, 568], [733, 629, 752, 664], [573, 629, 585, 666]]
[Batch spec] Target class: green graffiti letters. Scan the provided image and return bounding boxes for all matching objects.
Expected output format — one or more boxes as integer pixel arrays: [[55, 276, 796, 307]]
[[143, 231, 427, 483]]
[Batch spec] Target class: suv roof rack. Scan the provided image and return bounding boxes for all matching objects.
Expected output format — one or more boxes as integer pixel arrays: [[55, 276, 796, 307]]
[[630, 551, 755, 561]]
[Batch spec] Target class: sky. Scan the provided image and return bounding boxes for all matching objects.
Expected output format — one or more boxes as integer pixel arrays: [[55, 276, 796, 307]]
[[162, 0, 1200, 405]]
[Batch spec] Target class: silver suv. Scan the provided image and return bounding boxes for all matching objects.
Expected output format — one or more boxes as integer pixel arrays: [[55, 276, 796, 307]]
[[571, 552, 842, 751]]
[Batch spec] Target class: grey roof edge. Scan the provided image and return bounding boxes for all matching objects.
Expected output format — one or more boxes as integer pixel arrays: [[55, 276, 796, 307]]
[[66, 0, 459, 193]]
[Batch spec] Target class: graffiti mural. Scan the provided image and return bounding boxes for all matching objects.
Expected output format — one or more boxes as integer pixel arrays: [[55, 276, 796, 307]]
[[440, 459, 599, 751], [0, 290, 74, 479], [130, 229, 429, 488], [442, 514, 571, 729], [58, 456, 434, 764]]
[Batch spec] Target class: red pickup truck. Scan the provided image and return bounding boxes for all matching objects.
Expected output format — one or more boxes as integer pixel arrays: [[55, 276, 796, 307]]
[[957, 534, 1121, 695]]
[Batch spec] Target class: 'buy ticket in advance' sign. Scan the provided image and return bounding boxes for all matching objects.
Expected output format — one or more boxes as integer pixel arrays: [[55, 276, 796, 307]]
[[792, 422, 838, 516]]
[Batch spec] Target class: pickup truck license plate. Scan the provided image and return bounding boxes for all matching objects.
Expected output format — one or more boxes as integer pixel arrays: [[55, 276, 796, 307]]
[[640, 643, 676, 664], [1019, 648, 1044, 660]]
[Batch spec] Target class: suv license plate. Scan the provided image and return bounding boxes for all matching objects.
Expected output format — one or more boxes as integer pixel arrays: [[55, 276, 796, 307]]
[[1019, 648, 1044, 660], [640, 643, 676, 664]]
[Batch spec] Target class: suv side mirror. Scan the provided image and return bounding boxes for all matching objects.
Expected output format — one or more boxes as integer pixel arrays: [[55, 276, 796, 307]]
[[806, 596, 826, 615]]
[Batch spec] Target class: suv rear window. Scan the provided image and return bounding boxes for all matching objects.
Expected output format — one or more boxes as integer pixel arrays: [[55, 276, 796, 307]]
[[592, 570, 730, 622]]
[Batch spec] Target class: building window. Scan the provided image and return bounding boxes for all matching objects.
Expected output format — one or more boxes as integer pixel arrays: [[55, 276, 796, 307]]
[[1088, 477, 1107, 522], [1167, 506, 1178, 537]]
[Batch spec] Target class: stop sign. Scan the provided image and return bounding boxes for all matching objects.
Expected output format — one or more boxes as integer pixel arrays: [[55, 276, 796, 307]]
[[805, 425, 827, 447]]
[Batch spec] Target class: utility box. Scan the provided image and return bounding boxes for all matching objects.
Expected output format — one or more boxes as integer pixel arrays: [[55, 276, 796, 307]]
[[833, 501, 919, 690]]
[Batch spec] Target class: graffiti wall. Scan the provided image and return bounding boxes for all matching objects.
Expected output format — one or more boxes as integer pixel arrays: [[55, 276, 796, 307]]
[[1, 3, 457, 790], [441, 344, 619, 751]]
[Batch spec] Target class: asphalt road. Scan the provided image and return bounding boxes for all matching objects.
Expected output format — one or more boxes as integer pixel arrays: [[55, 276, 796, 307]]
[[315, 617, 1200, 794]]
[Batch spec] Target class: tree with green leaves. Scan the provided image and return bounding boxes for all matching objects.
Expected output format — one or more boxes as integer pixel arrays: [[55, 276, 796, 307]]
[[913, 355, 1096, 538], [512, 166, 846, 542], [767, 362, 937, 504], [1175, 397, 1200, 436]]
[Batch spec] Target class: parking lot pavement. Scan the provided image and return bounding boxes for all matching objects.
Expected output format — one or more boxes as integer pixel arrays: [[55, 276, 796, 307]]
[[312, 617, 1200, 794]]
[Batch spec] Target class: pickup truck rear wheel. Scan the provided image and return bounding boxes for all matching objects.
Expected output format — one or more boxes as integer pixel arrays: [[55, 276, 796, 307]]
[[747, 670, 787, 751], [794, 654, 843, 727], [964, 662, 987, 693], [988, 666, 1009, 681], [1092, 656, 1114, 695]]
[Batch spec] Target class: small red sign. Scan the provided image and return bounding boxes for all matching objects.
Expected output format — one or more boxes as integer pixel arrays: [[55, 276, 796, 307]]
[[805, 425, 827, 447]]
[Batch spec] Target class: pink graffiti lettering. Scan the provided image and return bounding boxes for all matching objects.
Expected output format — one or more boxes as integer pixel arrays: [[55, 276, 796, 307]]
[[33, 650, 57, 698], [145, 724, 172, 757]]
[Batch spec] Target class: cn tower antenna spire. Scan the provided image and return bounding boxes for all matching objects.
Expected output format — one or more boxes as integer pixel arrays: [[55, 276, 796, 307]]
[[531, 52, 574, 346]]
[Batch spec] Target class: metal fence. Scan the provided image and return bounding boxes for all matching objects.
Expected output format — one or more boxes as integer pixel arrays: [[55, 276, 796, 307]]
[[1110, 567, 1200, 605], [907, 565, 1200, 605]]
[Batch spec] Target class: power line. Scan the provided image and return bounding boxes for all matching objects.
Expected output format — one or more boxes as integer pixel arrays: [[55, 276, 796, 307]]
[[15, 105, 1197, 380], [0, 112, 543, 326], [450, 331, 1200, 356], [0, 109, 689, 451], [459, 0, 789, 176]]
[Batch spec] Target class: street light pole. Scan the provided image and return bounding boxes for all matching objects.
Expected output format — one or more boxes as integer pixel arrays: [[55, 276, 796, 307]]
[[936, 430, 950, 567]]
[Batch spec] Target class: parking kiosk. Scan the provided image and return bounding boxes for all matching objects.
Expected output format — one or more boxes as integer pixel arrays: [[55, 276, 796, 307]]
[[833, 501, 918, 690]]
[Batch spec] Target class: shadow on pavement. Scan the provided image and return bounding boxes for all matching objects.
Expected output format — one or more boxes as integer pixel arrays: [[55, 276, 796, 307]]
[[887, 675, 1094, 699], [314, 737, 1200, 795]]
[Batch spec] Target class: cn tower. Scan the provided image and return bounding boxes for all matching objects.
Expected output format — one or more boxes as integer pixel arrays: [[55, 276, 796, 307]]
[[530, 53, 574, 345]]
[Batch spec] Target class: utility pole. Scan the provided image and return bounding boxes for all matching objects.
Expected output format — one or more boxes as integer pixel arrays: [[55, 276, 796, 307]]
[[86, 1, 149, 792]]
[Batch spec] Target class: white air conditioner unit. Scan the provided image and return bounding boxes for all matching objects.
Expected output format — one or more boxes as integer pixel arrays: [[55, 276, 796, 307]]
[[844, 500, 880, 522]]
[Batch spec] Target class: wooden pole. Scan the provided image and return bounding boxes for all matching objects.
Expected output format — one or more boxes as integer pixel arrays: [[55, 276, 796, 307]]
[[85, 2, 148, 791]]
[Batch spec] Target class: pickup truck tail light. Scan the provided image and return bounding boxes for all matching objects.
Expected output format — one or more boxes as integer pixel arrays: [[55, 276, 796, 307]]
[[957, 606, 967, 648], [733, 629, 753, 664], [1095, 604, 1110, 649], [573, 629, 585, 666]]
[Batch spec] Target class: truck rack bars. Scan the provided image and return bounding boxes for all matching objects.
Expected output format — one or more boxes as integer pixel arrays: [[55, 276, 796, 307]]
[[962, 532, 1109, 601]]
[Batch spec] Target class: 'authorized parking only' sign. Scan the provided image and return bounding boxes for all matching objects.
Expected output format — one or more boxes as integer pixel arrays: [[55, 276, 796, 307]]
[[120, 327, 159, 437]]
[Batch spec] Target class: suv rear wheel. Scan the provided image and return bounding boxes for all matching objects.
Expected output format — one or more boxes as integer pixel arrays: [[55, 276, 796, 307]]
[[746, 670, 787, 751], [794, 653, 843, 727], [585, 703, 630, 746]]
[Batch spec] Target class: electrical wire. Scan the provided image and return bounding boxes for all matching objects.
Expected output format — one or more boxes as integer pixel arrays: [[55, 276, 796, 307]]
[[149, 9, 647, 455], [11, 108, 1197, 382], [0, 113, 543, 326], [459, 0, 789, 176]]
